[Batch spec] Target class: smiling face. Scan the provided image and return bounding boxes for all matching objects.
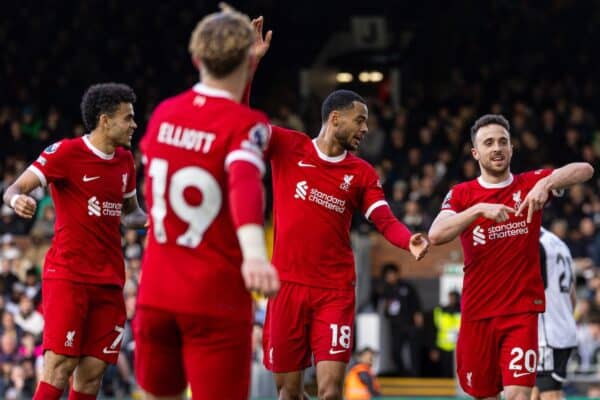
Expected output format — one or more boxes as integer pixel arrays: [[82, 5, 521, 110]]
[[103, 102, 137, 149], [332, 101, 368, 151], [471, 123, 513, 178]]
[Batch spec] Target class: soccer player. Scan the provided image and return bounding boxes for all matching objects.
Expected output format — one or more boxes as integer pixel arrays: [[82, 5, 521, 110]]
[[428, 114, 593, 400], [134, 6, 279, 400], [3, 83, 147, 400], [247, 18, 429, 400], [531, 227, 577, 400]]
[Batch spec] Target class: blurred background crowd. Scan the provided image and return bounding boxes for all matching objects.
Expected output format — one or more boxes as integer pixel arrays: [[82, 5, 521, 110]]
[[1, 0, 600, 397]]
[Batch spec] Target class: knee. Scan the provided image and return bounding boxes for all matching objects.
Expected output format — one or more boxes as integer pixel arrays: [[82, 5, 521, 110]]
[[73, 363, 107, 393], [278, 386, 305, 400], [43, 353, 79, 389], [318, 385, 342, 400]]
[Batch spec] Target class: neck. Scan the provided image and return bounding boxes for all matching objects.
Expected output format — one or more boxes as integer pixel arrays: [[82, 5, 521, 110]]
[[479, 168, 511, 184], [201, 69, 246, 103], [316, 125, 346, 157], [88, 130, 115, 154]]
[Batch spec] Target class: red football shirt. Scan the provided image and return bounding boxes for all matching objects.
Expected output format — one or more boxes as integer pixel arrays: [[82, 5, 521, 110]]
[[269, 127, 386, 290], [138, 84, 270, 322], [440, 169, 554, 321], [29, 136, 137, 287]]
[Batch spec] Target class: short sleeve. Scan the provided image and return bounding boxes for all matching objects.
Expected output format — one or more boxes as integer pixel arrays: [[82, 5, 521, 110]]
[[124, 152, 137, 198], [28, 141, 68, 187], [440, 185, 465, 214], [224, 111, 270, 176], [361, 165, 387, 220]]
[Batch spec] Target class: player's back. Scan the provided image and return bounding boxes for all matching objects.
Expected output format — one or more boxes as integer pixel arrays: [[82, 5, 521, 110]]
[[138, 84, 269, 321]]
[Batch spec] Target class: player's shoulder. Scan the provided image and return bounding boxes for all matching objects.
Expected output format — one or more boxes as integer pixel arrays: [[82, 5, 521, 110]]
[[449, 179, 474, 194], [270, 125, 311, 145], [41, 137, 80, 156], [151, 89, 195, 116], [515, 168, 552, 182]]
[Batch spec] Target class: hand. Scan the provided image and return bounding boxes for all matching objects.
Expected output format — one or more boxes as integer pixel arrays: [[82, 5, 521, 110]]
[[250, 16, 272, 62], [477, 203, 515, 223], [409, 233, 429, 261], [515, 180, 550, 223], [11, 194, 37, 219], [241, 259, 280, 297]]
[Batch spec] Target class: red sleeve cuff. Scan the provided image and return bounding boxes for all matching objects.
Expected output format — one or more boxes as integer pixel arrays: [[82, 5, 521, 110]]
[[369, 204, 412, 250]]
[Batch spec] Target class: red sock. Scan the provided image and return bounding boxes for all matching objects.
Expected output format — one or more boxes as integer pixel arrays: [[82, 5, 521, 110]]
[[68, 388, 97, 400], [33, 381, 64, 400]]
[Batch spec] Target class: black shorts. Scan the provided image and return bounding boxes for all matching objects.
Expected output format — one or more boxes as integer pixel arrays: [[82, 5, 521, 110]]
[[535, 347, 574, 392]]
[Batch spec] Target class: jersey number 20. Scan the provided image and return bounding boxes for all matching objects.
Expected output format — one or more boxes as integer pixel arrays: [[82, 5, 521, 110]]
[[148, 158, 222, 248]]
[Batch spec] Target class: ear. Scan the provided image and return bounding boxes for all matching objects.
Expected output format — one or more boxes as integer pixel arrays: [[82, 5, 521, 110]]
[[471, 147, 479, 161], [330, 110, 340, 127]]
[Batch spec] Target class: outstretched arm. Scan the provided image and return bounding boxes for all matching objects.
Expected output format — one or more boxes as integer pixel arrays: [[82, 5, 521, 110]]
[[516, 162, 594, 222], [243, 16, 273, 105], [369, 205, 429, 260], [3, 170, 41, 219], [428, 203, 515, 245]]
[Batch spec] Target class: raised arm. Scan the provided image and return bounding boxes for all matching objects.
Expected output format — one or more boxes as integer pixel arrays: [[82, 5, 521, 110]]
[[243, 16, 273, 105], [3, 170, 42, 219], [428, 203, 515, 245], [516, 162, 594, 222]]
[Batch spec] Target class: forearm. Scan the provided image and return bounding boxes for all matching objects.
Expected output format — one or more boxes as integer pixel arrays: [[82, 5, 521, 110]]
[[543, 162, 594, 191], [428, 206, 481, 245], [121, 208, 147, 229], [3, 184, 21, 207], [369, 205, 412, 250]]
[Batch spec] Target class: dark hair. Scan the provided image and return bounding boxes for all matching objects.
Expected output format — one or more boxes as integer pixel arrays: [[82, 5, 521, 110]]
[[321, 90, 366, 123], [381, 263, 399, 276], [470, 114, 510, 144], [80, 83, 136, 131]]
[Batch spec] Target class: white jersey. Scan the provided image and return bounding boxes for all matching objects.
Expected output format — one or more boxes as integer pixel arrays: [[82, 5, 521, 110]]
[[538, 228, 577, 348]]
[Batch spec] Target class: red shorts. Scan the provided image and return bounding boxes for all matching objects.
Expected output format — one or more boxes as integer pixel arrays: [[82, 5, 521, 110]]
[[42, 279, 126, 364], [134, 306, 252, 399], [262, 281, 355, 373], [457, 313, 539, 397]]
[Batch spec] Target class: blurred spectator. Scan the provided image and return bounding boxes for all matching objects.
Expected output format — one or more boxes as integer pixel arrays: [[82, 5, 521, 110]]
[[13, 296, 43, 338], [343, 347, 381, 400], [430, 290, 461, 378], [0, 312, 24, 344]]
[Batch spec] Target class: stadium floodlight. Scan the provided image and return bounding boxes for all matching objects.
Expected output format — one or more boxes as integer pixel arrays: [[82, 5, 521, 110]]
[[369, 71, 384, 82], [358, 71, 370, 82], [336, 72, 354, 83]]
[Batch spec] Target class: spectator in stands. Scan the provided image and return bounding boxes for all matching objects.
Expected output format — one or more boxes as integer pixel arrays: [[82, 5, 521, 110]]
[[0, 255, 19, 300], [0, 312, 23, 344], [14, 296, 43, 338], [430, 290, 461, 378]]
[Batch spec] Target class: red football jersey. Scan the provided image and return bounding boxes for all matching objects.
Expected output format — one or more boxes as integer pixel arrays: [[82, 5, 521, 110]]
[[440, 170, 554, 321], [269, 127, 386, 290], [28, 136, 137, 287], [138, 84, 270, 322]]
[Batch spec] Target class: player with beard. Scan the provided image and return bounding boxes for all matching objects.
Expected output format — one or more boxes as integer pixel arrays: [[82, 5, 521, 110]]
[[3, 83, 147, 400], [247, 18, 430, 400], [428, 114, 593, 400]]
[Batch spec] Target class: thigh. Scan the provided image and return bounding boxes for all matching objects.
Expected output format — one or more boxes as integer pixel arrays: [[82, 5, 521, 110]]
[[535, 347, 573, 392], [133, 306, 186, 397], [310, 288, 355, 365], [42, 279, 87, 358], [262, 282, 311, 373], [81, 285, 126, 364], [499, 313, 538, 388], [180, 314, 252, 400], [456, 318, 502, 398]]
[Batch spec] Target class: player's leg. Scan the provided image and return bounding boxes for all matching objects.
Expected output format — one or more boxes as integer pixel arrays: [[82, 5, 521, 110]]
[[274, 371, 310, 400], [310, 287, 355, 400], [133, 307, 186, 399], [456, 318, 503, 399], [499, 313, 538, 400], [72, 285, 126, 397], [181, 314, 252, 399], [263, 282, 312, 399], [533, 347, 572, 400], [34, 279, 87, 399]]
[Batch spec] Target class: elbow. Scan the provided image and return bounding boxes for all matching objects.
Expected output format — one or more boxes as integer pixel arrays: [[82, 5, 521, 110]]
[[427, 229, 445, 246]]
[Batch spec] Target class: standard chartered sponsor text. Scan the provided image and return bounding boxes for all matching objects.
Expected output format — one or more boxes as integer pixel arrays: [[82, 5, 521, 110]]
[[487, 220, 528, 240], [308, 188, 345, 213]]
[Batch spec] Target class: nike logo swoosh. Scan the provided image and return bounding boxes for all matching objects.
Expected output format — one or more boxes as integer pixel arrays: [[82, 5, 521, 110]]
[[102, 347, 120, 354], [83, 175, 100, 182], [298, 161, 316, 168], [512, 371, 533, 378], [329, 349, 346, 355]]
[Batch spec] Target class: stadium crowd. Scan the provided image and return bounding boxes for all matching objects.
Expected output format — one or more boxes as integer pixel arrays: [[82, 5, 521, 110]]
[[1, 0, 600, 397]]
